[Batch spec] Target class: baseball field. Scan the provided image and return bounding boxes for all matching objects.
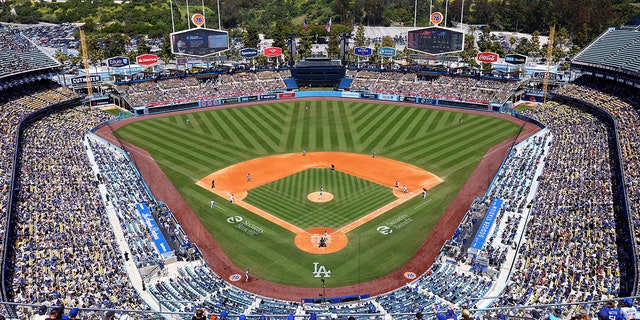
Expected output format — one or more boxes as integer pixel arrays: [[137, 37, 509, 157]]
[[112, 99, 521, 288]]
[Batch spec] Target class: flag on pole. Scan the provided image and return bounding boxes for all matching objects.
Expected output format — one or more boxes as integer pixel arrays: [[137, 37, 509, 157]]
[[325, 17, 332, 33], [303, 17, 308, 31]]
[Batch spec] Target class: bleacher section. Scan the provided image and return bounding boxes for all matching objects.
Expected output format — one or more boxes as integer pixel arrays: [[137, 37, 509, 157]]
[[0, 27, 61, 79]]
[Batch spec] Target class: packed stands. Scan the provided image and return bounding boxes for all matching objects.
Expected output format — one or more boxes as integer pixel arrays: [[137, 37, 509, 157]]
[[496, 101, 621, 308], [349, 71, 519, 104], [0, 26, 61, 79]]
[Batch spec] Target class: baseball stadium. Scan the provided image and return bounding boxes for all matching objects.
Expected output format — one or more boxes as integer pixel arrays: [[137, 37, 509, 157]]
[[0, 7, 639, 320]]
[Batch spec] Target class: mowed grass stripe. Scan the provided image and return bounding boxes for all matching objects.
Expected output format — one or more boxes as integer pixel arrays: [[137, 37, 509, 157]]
[[378, 107, 422, 149], [362, 106, 419, 152], [284, 102, 304, 149], [248, 105, 287, 137], [383, 115, 495, 156], [121, 122, 255, 172], [203, 111, 232, 141], [326, 105, 340, 148], [428, 121, 517, 165], [229, 108, 277, 154], [216, 109, 266, 152], [335, 102, 355, 150], [391, 119, 499, 162], [355, 105, 397, 142], [236, 107, 280, 150], [352, 103, 384, 131], [136, 119, 259, 161], [190, 112, 213, 135]]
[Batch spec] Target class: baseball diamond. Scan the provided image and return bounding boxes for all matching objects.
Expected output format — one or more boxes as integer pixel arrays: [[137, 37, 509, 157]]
[[104, 98, 537, 297]]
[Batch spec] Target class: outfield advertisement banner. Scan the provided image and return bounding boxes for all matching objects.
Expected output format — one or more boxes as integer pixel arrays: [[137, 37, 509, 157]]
[[418, 97, 436, 105], [260, 94, 277, 100], [341, 91, 360, 98], [378, 93, 398, 101], [360, 93, 378, 99], [279, 92, 296, 99], [201, 99, 218, 107], [221, 97, 239, 104], [240, 95, 258, 102], [401, 96, 417, 102], [136, 202, 172, 255]]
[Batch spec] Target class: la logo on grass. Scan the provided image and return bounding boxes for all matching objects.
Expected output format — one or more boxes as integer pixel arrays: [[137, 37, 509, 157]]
[[312, 262, 331, 278]]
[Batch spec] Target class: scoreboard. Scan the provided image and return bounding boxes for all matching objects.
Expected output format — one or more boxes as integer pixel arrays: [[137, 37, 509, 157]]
[[170, 28, 229, 57], [407, 26, 464, 55]]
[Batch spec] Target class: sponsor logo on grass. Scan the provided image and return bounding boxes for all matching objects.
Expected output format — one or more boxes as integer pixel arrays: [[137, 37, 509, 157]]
[[378, 215, 413, 234], [377, 226, 393, 235], [227, 216, 243, 223], [312, 262, 331, 278], [228, 216, 264, 235]]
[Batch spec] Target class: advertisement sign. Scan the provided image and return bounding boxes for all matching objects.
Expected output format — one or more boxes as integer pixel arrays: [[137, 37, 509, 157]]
[[136, 54, 159, 66], [221, 97, 238, 104], [107, 56, 130, 68], [240, 95, 259, 102], [136, 202, 171, 254], [260, 93, 277, 100], [354, 47, 373, 56], [192, 13, 205, 27], [263, 47, 283, 57], [505, 54, 527, 65], [419, 97, 435, 105], [378, 93, 398, 101], [430, 12, 444, 25], [201, 99, 217, 107], [360, 93, 378, 99], [176, 58, 188, 65], [170, 28, 229, 57], [71, 75, 102, 85], [377, 47, 397, 57], [476, 52, 499, 63], [341, 91, 360, 98], [532, 72, 564, 81], [402, 96, 417, 102], [278, 92, 296, 99], [240, 48, 259, 59]]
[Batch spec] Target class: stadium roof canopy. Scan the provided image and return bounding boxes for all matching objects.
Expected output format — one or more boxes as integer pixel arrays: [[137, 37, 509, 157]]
[[572, 29, 640, 75]]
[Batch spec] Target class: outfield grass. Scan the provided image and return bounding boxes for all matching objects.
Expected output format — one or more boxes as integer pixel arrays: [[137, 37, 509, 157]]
[[114, 100, 521, 287]]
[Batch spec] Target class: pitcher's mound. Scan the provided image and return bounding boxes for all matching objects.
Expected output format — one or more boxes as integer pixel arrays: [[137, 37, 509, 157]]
[[307, 192, 334, 202], [294, 228, 348, 254]]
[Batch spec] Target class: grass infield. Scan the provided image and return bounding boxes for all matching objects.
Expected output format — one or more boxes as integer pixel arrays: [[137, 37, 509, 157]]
[[114, 100, 521, 287]]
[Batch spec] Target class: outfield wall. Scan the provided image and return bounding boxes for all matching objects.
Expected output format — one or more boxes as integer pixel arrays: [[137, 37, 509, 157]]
[[132, 90, 500, 116]]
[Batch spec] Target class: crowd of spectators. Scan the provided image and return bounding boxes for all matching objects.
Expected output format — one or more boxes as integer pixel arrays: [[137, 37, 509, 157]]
[[118, 72, 287, 107], [4, 23, 80, 51], [114, 69, 520, 109], [88, 137, 198, 267], [0, 26, 60, 78], [500, 101, 621, 307], [9, 105, 147, 312], [349, 71, 519, 104], [555, 78, 640, 285]]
